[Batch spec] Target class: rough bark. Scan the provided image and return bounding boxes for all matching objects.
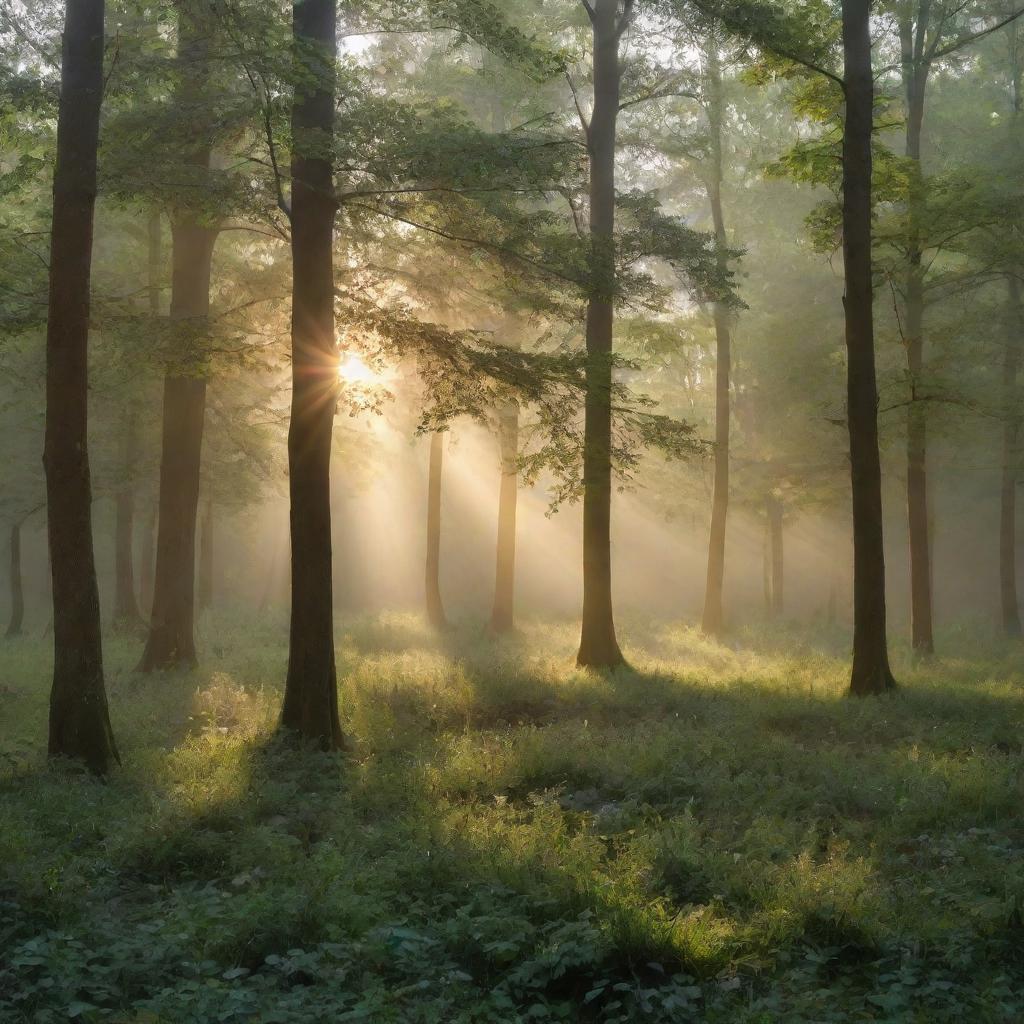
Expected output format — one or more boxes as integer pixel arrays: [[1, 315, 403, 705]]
[[700, 45, 732, 638], [198, 495, 213, 612], [425, 431, 449, 630], [767, 495, 784, 618], [6, 523, 24, 639], [577, 0, 624, 668], [279, 0, 343, 750], [113, 413, 143, 628], [139, 501, 156, 617], [489, 403, 519, 633], [842, 0, 897, 696], [139, 8, 218, 671], [43, 0, 118, 772]]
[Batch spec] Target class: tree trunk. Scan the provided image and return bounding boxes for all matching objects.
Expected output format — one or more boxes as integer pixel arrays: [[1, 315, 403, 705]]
[[139, 226, 215, 669], [113, 413, 143, 628], [768, 495, 784, 618], [489, 403, 519, 633], [140, 501, 155, 617], [1001, 275, 1023, 637], [577, 0, 624, 669], [279, 0, 343, 750], [139, 7, 218, 671], [425, 431, 448, 630], [901, 37, 934, 656], [762, 516, 772, 617], [842, 0, 897, 696], [198, 495, 213, 613], [6, 523, 24, 639], [700, 46, 732, 638], [43, 0, 118, 772]]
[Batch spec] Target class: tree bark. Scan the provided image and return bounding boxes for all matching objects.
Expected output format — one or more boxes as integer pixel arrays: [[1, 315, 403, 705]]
[[700, 45, 732, 638], [767, 495, 784, 618], [139, 6, 218, 671], [6, 523, 24, 639], [197, 494, 213, 612], [140, 501, 155, 617], [489, 403, 519, 633], [1002, 275, 1023, 636], [43, 0, 118, 772], [842, 0, 897, 696], [113, 412, 143, 628], [577, 0, 624, 668], [279, 0, 343, 750], [425, 430, 448, 630]]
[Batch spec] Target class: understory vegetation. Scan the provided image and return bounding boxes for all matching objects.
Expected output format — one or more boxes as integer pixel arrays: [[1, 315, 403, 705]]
[[3, 615, 1023, 1023]]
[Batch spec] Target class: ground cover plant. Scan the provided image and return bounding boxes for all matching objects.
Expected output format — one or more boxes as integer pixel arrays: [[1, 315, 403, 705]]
[[3, 614, 1023, 1023]]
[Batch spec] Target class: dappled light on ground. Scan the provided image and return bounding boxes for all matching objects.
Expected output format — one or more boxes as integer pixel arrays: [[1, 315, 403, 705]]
[[2, 614, 1024, 1021]]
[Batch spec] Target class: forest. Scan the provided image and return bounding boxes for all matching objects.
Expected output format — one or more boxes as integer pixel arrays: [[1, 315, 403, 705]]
[[2, 0, 1024, 1020]]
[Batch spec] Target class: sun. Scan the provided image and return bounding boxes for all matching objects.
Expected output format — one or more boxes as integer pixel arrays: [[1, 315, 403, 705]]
[[338, 351, 385, 386]]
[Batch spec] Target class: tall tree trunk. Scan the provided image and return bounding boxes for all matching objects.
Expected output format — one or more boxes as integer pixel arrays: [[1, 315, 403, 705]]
[[197, 494, 213, 613], [279, 0, 343, 750], [700, 45, 732, 637], [577, 0, 624, 668], [6, 523, 24, 638], [139, 5, 218, 671], [43, 0, 118, 772], [768, 495, 784, 618], [1001, 275, 1023, 637], [139, 225, 215, 669], [900, 27, 934, 655], [842, 0, 897, 695], [1000, 48, 1022, 638], [113, 413, 143, 627], [489, 403, 519, 633], [425, 431, 448, 630], [762, 516, 772, 617]]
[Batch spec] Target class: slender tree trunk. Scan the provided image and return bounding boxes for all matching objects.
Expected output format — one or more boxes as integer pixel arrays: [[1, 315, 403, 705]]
[[425, 431, 448, 630], [1001, 276, 1023, 636], [1000, 52, 1022, 638], [139, 226, 215, 669], [489, 404, 519, 633], [279, 0, 343, 749], [113, 413, 143, 627], [700, 46, 732, 637], [901, 43, 934, 655], [197, 495, 213, 613], [140, 501, 155, 617], [6, 523, 24, 638], [768, 495, 784, 618], [762, 516, 772, 617], [577, 0, 624, 668], [842, 0, 897, 695], [44, 0, 118, 772], [139, 8, 217, 671]]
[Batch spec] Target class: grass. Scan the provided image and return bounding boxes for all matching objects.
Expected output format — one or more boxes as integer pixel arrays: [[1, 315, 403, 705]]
[[2, 611, 1024, 1022]]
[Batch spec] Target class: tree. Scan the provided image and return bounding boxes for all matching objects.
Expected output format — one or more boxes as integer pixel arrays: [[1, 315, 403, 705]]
[[44, 0, 118, 771], [699, 41, 736, 637], [842, 0, 897, 694], [425, 430, 449, 629], [139, 0, 221, 670], [576, 0, 632, 669], [279, 0, 344, 750]]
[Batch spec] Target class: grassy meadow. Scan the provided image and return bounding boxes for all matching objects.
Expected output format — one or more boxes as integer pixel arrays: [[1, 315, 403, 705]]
[[2, 614, 1024, 1022]]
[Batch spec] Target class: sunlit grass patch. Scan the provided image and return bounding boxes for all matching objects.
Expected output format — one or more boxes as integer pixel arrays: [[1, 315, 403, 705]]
[[3, 613, 1024, 1021]]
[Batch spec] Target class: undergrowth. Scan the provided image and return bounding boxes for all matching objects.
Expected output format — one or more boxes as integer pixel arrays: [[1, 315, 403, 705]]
[[1, 612, 1023, 1022]]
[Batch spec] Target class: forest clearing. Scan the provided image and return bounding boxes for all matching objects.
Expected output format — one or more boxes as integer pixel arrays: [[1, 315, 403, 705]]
[[4, 0, 1024, 1019]]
